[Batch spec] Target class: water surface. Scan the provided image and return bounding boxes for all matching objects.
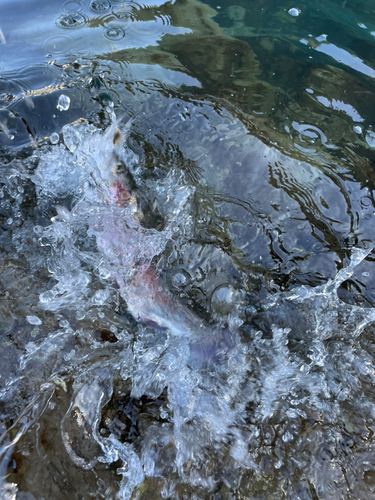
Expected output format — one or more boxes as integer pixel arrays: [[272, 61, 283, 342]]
[[1, 0, 375, 499]]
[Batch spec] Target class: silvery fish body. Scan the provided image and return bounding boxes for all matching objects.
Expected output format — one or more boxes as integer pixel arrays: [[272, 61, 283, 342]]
[[35, 115, 233, 360]]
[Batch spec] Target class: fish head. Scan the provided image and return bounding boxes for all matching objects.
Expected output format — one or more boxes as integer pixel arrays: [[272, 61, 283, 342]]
[[98, 118, 136, 207]]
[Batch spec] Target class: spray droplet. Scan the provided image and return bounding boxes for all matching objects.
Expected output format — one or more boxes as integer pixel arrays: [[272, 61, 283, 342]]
[[26, 315, 42, 326], [288, 7, 301, 16], [56, 12, 86, 29], [50, 132, 60, 144], [57, 94, 70, 111]]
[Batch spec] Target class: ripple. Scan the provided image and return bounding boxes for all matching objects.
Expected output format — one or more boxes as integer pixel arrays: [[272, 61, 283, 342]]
[[103, 27, 125, 40], [292, 122, 327, 144], [90, 0, 111, 12], [41, 34, 74, 55], [157, 14, 172, 26], [103, 14, 132, 29], [292, 121, 329, 153], [115, 11, 133, 22], [56, 12, 87, 29], [313, 242, 324, 253], [360, 196, 372, 208], [126, 18, 167, 40], [62, 0, 84, 12], [120, 1, 142, 11], [112, 1, 133, 12]]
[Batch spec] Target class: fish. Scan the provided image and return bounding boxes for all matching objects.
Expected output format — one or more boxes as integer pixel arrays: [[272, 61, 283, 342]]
[[35, 114, 236, 363], [89, 116, 236, 361]]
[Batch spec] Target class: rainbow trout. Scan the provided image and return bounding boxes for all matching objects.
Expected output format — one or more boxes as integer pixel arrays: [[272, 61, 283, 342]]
[[36, 115, 234, 361]]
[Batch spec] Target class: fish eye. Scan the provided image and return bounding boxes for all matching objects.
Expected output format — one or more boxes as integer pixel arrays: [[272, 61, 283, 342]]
[[116, 163, 125, 174]]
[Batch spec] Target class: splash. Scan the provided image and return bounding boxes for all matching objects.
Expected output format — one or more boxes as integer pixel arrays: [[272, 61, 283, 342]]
[[2, 116, 375, 499]]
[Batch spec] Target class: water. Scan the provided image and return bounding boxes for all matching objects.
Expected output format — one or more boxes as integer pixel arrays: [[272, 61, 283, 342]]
[[1, 0, 375, 498]]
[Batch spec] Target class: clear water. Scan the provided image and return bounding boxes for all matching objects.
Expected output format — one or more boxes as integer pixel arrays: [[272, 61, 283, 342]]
[[2, 0, 375, 499]]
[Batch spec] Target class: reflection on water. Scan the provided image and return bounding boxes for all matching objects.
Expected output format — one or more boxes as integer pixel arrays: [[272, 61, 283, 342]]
[[2, 0, 375, 498]]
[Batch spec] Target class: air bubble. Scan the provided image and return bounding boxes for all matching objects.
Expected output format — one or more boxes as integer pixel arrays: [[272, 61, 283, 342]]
[[211, 285, 240, 315], [57, 94, 70, 111], [171, 271, 190, 288]]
